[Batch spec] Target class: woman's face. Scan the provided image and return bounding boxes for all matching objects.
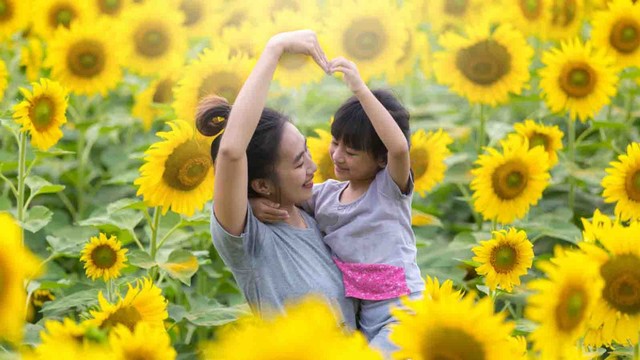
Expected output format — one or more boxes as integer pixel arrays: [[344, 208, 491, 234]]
[[272, 122, 317, 205]]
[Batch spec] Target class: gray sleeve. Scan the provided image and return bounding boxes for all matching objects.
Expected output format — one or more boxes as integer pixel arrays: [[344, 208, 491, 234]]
[[377, 167, 414, 200], [210, 206, 265, 271]]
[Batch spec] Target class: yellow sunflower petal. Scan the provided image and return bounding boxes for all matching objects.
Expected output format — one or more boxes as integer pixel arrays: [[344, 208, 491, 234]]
[[80, 233, 128, 281], [411, 128, 453, 197], [592, 0, 640, 69], [602, 142, 640, 221], [31, 0, 93, 40]]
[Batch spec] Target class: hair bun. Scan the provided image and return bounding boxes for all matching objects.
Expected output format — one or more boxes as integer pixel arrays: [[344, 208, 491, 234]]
[[196, 95, 231, 137]]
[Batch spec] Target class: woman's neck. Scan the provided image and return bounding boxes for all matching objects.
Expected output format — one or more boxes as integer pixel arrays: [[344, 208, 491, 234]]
[[280, 204, 307, 229]]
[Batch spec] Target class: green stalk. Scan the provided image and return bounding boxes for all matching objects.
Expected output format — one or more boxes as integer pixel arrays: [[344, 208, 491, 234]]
[[477, 104, 486, 155], [567, 117, 576, 214], [17, 132, 27, 242], [76, 130, 86, 219], [150, 207, 161, 260]]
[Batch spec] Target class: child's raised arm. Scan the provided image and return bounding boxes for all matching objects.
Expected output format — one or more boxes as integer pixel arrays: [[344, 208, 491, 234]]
[[214, 31, 328, 235], [329, 57, 411, 192]]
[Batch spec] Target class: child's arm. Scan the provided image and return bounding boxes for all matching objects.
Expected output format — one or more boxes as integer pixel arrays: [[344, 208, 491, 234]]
[[214, 31, 329, 235], [249, 198, 289, 223], [330, 57, 411, 192]]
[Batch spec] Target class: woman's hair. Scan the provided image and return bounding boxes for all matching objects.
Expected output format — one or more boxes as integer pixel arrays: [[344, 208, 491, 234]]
[[331, 89, 410, 163], [195, 95, 289, 198]]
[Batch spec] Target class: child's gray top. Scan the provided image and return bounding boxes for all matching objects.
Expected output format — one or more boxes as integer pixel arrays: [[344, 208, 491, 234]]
[[304, 167, 424, 301], [210, 206, 357, 328]]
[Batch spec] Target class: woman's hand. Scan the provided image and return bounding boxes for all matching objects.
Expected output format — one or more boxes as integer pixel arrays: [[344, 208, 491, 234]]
[[267, 30, 329, 73], [329, 57, 367, 94], [249, 198, 289, 223]]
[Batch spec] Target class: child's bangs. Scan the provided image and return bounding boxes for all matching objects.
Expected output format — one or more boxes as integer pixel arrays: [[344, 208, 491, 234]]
[[330, 115, 373, 152]]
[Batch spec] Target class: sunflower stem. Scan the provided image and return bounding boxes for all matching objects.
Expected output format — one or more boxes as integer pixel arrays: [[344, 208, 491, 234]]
[[149, 207, 161, 260], [17, 132, 28, 243], [456, 183, 482, 230], [106, 279, 113, 303], [157, 221, 182, 249], [76, 129, 86, 219], [634, 340, 639, 360], [567, 117, 576, 214], [477, 104, 486, 155]]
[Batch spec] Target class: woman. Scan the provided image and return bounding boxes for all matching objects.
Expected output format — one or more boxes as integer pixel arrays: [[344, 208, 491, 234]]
[[196, 30, 356, 328]]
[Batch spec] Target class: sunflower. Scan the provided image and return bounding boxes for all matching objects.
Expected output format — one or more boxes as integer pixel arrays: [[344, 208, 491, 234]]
[[433, 23, 533, 107], [504, 0, 552, 37], [133, 73, 179, 130], [120, 2, 187, 75], [258, 10, 324, 89], [201, 297, 380, 360], [385, 7, 424, 85], [540, 38, 618, 122], [591, 0, 640, 69], [27, 289, 56, 323], [0, 0, 29, 40], [424, 0, 483, 33], [581, 208, 614, 243], [602, 142, 640, 221], [20, 38, 44, 82], [390, 293, 516, 360], [13, 78, 69, 151], [580, 221, 640, 346], [470, 139, 551, 224], [87, 278, 168, 331], [507, 336, 529, 360], [0, 58, 7, 102], [173, 46, 254, 125], [410, 128, 453, 198], [307, 128, 336, 183], [424, 275, 463, 302], [526, 249, 602, 358], [109, 323, 176, 360], [0, 212, 41, 344], [321, 0, 408, 82], [92, 0, 133, 18], [31, 0, 92, 40], [171, 0, 216, 38], [472, 227, 534, 292], [209, 1, 259, 36], [134, 120, 214, 216], [510, 119, 564, 166], [36, 318, 110, 359], [546, 0, 585, 40], [46, 19, 122, 96], [218, 24, 261, 59], [80, 233, 128, 281]]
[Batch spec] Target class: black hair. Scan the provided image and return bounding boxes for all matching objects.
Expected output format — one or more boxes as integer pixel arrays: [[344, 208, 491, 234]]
[[331, 89, 410, 164], [195, 95, 289, 198]]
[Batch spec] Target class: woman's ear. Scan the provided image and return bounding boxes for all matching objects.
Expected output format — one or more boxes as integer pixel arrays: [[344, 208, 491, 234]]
[[250, 178, 274, 196]]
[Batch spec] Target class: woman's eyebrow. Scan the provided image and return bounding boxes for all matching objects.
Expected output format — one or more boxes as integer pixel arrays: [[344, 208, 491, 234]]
[[293, 139, 308, 163]]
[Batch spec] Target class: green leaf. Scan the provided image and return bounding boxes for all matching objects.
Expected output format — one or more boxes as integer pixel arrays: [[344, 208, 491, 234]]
[[41, 288, 100, 315], [128, 250, 156, 269], [78, 210, 143, 231], [183, 297, 250, 327], [22, 205, 53, 233], [34, 148, 76, 158], [160, 249, 199, 286], [106, 198, 147, 214], [46, 235, 86, 256], [25, 175, 65, 197]]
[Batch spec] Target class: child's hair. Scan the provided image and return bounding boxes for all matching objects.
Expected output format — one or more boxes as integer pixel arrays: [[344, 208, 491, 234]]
[[331, 89, 410, 164], [195, 95, 290, 198]]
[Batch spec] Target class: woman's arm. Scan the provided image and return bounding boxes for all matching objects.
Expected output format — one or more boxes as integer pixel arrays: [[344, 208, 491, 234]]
[[330, 57, 411, 192], [214, 30, 328, 235]]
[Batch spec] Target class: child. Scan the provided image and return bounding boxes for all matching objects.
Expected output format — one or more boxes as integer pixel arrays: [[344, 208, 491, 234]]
[[253, 57, 423, 354]]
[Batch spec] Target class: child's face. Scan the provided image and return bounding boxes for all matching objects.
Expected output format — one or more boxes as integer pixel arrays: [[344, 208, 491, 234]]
[[329, 137, 382, 182]]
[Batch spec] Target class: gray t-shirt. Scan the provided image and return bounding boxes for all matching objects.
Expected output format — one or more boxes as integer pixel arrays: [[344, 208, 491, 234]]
[[210, 206, 357, 328], [304, 167, 424, 300]]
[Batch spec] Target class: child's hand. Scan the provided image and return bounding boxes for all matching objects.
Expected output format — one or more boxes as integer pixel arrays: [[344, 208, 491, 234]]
[[249, 198, 289, 223], [329, 57, 366, 94], [267, 30, 329, 73]]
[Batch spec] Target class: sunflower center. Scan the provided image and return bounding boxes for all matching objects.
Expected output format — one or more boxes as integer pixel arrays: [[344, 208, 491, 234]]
[[519, 0, 542, 20], [343, 18, 386, 61], [67, 40, 106, 78], [411, 148, 429, 179], [0, 0, 13, 21], [601, 254, 640, 315], [491, 160, 529, 200], [444, 0, 469, 16], [163, 140, 211, 191], [223, 11, 245, 28], [180, 0, 203, 27], [153, 79, 174, 104], [529, 133, 548, 150], [551, 0, 577, 27], [51, 6, 75, 29], [135, 24, 169, 58], [555, 286, 588, 331], [101, 306, 142, 331], [490, 244, 517, 273], [98, 0, 122, 15], [423, 327, 485, 360], [625, 170, 640, 202], [280, 53, 307, 70], [197, 72, 241, 104], [559, 62, 596, 98], [456, 40, 511, 86], [29, 97, 56, 131], [610, 19, 640, 54], [91, 244, 118, 269]]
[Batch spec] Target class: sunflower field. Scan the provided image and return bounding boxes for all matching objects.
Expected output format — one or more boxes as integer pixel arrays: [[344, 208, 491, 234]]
[[2, 0, 640, 358]]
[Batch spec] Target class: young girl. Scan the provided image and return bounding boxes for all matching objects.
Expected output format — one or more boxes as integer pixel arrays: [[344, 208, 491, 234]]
[[254, 57, 423, 354]]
